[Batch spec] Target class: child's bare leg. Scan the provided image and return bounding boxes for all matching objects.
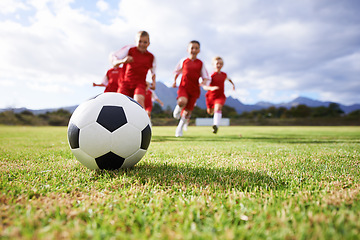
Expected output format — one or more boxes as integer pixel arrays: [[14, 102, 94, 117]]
[[173, 97, 188, 119], [134, 94, 145, 108], [175, 109, 191, 137], [212, 104, 223, 134]]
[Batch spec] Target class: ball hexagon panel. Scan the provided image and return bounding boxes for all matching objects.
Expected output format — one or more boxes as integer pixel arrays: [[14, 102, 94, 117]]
[[79, 122, 112, 158], [67, 123, 80, 149], [111, 124, 141, 158], [141, 124, 152, 150], [71, 148, 99, 169], [95, 151, 125, 170], [96, 106, 127, 133]]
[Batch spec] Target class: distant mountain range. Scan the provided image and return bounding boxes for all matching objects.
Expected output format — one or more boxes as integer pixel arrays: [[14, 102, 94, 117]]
[[154, 82, 360, 114], [2, 82, 360, 114]]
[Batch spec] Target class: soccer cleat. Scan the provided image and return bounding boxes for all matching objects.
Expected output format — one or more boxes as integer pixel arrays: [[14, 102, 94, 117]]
[[173, 105, 181, 119], [212, 125, 218, 134]]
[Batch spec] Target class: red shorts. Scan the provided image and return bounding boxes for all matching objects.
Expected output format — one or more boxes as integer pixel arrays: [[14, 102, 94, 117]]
[[177, 86, 200, 112], [206, 96, 226, 109], [145, 104, 152, 113], [117, 81, 146, 98]]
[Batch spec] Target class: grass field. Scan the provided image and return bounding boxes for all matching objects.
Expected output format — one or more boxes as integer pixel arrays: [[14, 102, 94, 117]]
[[1, 125, 359, 239]]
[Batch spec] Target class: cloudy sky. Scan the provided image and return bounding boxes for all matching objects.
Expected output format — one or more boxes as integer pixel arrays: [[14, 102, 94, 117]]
[[1, 0, 359, 109]]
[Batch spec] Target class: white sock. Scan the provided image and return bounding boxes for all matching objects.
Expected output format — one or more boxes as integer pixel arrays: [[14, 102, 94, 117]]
[[173, 105, 183, 119], [175, 117, 187, 137], [178, 117, 187, 129], [213, 111, 222, 126]]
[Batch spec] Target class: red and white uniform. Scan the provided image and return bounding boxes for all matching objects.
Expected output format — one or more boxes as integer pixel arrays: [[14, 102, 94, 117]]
[[174, 58, 209, 111], [206, 71, 228, 109], [113, 45, 156, 97], [102, 66, 124, 93]]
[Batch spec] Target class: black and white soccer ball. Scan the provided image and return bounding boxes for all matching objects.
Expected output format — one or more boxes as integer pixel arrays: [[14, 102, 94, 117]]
[[67, 92, 152, 170]]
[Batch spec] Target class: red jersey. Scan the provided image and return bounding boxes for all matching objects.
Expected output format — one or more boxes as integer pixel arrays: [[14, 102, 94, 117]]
[[175, 58, 209, 95], [102, 67, 123, 92], [114, 46, 155, 84], [206, 71, 227, 99]]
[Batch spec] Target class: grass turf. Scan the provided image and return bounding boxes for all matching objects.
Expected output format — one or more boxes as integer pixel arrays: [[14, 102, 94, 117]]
[[1, 126, 359, 239]]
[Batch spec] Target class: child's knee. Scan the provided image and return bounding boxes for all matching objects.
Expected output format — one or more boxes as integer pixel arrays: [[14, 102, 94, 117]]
[[178, 97, 187, 107]]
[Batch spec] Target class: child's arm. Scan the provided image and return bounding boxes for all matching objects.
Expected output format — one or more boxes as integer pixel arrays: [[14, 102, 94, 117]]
[[150, 58, 156, 90], [151, 91, 164, 107], [172, 59, 184, 88], [172, 73, 180, 88], [202, 84, 219, 91], [200, 77, 219, 91], [113, 56, 133, 67], [199, 65, 218, 90], [93, 83, 105, 87], [112, 45, 134, 67], [227, 78, 236, 91], [199, 64, 210, 86], [156, 99, 164, 107], [93, 74, 109, 87]]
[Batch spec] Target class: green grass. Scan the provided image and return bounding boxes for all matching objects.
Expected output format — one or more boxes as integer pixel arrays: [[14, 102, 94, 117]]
[[1, 125, 359, 239]]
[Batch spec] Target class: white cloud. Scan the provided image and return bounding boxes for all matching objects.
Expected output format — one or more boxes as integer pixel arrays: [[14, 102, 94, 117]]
[[0, 0, 29, 14], [96, 0, 109, 12], [0, 79, 15, 87], [0, 0, 360, 109]]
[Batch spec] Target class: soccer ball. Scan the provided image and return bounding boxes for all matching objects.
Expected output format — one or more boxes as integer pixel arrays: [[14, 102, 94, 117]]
[[67, 92, 152, 170]]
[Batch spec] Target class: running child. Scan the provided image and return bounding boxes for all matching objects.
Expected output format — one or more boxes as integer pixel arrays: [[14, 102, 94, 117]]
[[112, 31, 156, 108], [205, 56, 235, 133], [172, 40, 217, 137], [93, 54, 124, 92]]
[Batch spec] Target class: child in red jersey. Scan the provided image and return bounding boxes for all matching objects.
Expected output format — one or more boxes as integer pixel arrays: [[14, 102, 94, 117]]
[[172, 40, 217, 137], [206, 56, 235, 134], [93, 54, 124, 92], [145, 82, 164, 119], [112, 31, 156, 108]]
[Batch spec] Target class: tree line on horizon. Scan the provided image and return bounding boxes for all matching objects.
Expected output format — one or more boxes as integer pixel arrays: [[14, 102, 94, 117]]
[[0, 103, 359, 126]]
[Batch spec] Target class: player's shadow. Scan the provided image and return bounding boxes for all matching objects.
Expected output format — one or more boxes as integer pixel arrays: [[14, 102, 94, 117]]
[[94, 162, 287, 191]]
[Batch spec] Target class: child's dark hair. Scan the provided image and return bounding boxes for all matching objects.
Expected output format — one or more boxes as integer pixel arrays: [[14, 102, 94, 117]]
[[189, 40, 200, 47]]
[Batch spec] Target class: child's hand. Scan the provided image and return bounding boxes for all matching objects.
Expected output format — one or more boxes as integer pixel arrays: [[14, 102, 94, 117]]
[[124, 56, 134, 64]]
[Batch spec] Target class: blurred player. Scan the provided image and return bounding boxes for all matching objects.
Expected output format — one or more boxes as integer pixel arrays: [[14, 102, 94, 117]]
[[112, 31, 156, 108], [93, 53, 124, 92], [145, 82, 164, 119], [172, 40, 217, 137], [206, 56, 235, 133]]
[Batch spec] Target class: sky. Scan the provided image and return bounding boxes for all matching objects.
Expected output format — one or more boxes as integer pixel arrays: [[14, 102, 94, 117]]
[[1, 0, 359, 109]]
